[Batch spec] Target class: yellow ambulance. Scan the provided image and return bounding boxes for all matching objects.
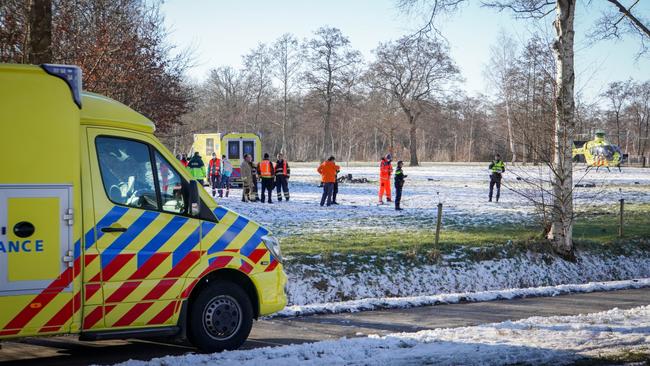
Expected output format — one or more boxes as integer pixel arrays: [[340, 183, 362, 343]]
[[191, 132, 262, 187], [0, 64, 286, 352]]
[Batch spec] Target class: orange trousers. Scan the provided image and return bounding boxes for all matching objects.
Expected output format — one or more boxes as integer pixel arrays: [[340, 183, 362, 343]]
[[379, 179, 391, 201]]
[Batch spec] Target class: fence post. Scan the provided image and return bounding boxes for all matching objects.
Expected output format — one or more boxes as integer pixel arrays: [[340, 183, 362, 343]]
[[619, 198, 624, 238], [435, 203, 443, 247]]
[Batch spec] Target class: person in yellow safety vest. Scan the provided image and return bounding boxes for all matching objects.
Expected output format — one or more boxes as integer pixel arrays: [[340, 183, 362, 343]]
[[488, 154, 506, 202], [257, 153, 275, 204], [207, 152, 221, 197], [275, 153, 291, 202], [188, 151, 206, 184], [379, 153, 393, 204]]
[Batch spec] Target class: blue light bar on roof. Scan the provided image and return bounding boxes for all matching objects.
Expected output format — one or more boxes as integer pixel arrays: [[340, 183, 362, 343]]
[[41, 64, 83, 109]]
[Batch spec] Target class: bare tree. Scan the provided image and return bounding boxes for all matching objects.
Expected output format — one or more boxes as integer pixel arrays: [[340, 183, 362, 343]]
[[486, 30, 519, 162], [304, 26, 362, 156], [368, 35, 459, 166], [591, 0, 650, 57], [243, 43, 274, 135], [205, 66, 250, 132], [626, 80, 650, 156], [271, 33, 302, 156], [602, 80, 632, 147]]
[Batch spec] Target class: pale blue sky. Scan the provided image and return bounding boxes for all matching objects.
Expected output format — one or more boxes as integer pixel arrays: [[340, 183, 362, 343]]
[[161, 0, 649, 103]]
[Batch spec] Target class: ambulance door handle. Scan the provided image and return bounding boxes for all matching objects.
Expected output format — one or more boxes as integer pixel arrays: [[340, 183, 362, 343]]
[[101, 226, 127, 233], [62, 250, 74, 268]]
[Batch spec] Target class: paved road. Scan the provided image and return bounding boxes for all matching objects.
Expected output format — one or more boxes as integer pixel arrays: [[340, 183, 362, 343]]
[[1, 287, 649, 366]]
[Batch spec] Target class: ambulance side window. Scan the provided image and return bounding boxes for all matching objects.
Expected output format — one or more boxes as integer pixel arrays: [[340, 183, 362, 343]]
[[228, 141, 240, 160], [96, 137, 158, 210], [206, 138, 214, 156], [154, 151, 186, 214], [243, 141, 255, 161]]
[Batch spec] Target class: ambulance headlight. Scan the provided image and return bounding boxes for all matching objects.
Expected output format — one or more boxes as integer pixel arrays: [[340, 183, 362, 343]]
[[261, 235, 282, 263]]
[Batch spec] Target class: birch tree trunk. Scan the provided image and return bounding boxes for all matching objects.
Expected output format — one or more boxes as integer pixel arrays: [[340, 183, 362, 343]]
[[505, 97, 517, 162], [547, 0, 576, 258]]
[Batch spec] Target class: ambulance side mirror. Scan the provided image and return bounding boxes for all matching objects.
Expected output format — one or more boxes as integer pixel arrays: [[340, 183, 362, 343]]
[[188, 180, 201, 217]]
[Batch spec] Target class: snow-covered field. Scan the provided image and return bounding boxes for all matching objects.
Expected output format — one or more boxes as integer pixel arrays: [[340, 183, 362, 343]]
[[207, 164, 650, 306], [213, 164, 650, 236], [117, 304, 650, 366]]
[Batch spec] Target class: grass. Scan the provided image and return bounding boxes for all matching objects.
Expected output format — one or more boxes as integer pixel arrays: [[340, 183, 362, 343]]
[[281, 203, 650, 259], [572, 350, 650, 365]]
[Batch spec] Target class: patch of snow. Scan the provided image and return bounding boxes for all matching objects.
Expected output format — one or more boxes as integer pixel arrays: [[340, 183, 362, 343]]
[[274, 278, 650, 318], [114, 305, 650, 366], [285, 250, 650, 305]]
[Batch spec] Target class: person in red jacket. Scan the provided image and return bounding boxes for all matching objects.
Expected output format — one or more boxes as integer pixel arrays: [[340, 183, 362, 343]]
[[379, 153, 393, 204], [207, 152, 221, 197], [275, 153, 291, 202], [317, 156, 339, 207]]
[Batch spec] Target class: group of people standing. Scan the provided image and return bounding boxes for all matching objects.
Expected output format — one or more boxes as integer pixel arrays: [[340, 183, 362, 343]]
[[375, 153, 407, 210], [240, 153, 291, 204], [317, 153, 407, 210], [177, 149, 506, 208], [176, 152, 234, 198]]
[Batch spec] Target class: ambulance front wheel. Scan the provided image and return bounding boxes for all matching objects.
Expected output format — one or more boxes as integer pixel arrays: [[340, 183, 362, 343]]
[[188, 281, 254, 353]]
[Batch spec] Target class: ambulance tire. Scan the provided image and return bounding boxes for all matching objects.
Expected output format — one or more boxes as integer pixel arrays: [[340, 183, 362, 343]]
[[188, 281, 253, 353]]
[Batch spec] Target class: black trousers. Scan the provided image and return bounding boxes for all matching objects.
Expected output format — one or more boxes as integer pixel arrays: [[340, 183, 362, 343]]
[[320, 182, 334, 206], [260, 178, 274, 202], [332, 181, 338, 202], [395, 183, 403, 208], [210, 175, 220, 196], [489, 174, 502, 201], [276, 175, 290, 200]]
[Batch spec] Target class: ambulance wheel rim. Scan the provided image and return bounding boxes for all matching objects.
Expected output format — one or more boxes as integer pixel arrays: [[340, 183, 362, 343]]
[[203, 295, 242, 340]]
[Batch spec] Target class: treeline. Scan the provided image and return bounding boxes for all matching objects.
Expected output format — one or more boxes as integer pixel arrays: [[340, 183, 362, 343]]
[[168, 28, 649, 164], [2, 2, 647, 164], [0, 0, 190, 131]]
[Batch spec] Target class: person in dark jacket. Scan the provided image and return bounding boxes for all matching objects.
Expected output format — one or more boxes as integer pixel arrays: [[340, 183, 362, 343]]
[[331, 164, 340, 205], [488, 154, 506, 202], [187, 152, 206, 184], [394, 160, 407, 210], [275, 153, 291, 201]]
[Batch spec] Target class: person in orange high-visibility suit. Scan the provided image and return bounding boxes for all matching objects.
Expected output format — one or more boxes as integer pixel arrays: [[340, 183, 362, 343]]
[[379, 153, 393, 204], [257, 153, 275, 204], [317, 156, 340, 207]]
